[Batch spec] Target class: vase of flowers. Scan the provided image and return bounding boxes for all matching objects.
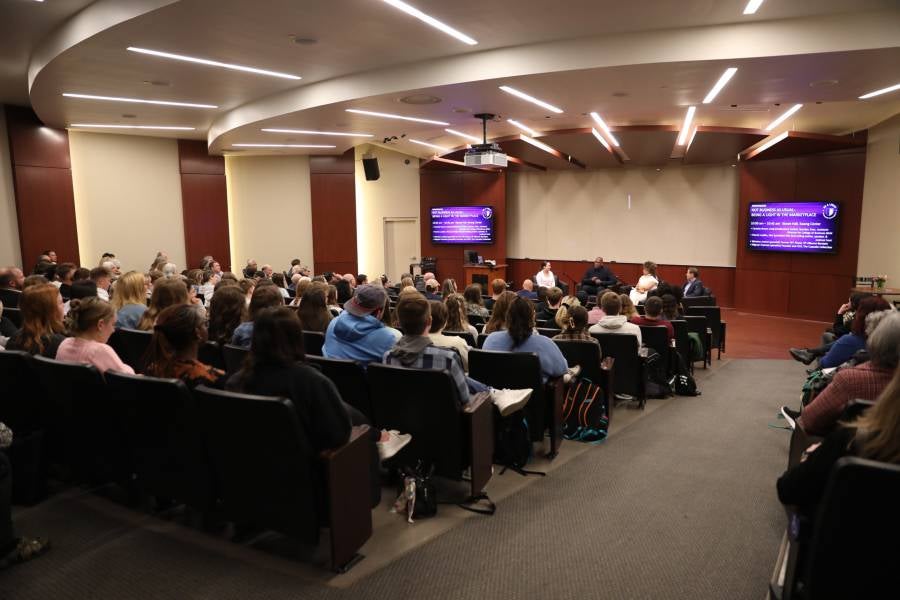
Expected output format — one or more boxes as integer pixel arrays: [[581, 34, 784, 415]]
[[873, 275, 887, 290]]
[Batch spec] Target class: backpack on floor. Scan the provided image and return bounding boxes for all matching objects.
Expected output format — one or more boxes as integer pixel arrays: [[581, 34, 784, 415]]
[[644, 348, 672, 398], [669, 374, 700, 396], [562, 378, 608, 443], [494, 414, 544, 476]]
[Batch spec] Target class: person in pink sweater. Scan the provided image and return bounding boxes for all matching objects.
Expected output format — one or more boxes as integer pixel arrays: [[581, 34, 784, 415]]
[[56, 297, 134, 375]]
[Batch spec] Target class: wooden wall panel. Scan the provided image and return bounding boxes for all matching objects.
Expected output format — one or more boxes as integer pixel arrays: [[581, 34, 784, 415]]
[[310, 149, 357, 275], [177, 140, 230, 271], [5, 105, 78, 265]]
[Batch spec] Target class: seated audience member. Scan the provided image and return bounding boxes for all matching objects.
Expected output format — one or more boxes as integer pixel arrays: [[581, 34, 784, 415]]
[[630, 296, 674, 341], [323, 285, 397, 365], [619, 293, 638, 320], [73, 267, 90, 282], [816, 297, 891, 369], [271, 273, 290, 300], [441, 278, 457, 299], [207, 285, 246, 346], [789, 293, 869, 364], [0, 267, 25, 292], [342, 273, 357, 288], [144, 304, 224, 388], [55, 263, 76, 300], [629, 261, 659, 305], [396, 276, 414, 293], [326, 284, 342, 316], [111, 271, 149, 329], [580, 257, 617, 298], [242, 259, 258, 279], [587, 303, 605, 325], [5, 284, 66, 358], [210, 261, 223, 276], [138, 277, 188, 331], [384, 295, 531, 416], [783, 312, 900, 435], [0, 430, 50, 570], [379, 294, 401, 334], [483, 291, 517, 334], [535, 261, 556, 289], [553, 295, 581, 330], [483, 296, 569, 382], [463, 284, 489, 318], [64, 280, 98, 315], [660, 294, 682, 321], [356, 274, 368, 287], [197, 270, 217, 302], [517, 279, 538, 300], [239, 278, 256, 306], [90, 266, 112, 301], [290, 277, 311, 307], [536, 287, 564, 323], [334, 279, 353, 305], [777, 362, 900, 521], [231, 284, 284, 348], [589, 292, 643, 346], [682, 267, 705, 297], [553, 305, 599, 345], [22, 274, 49, 290], [485, 278, 507, 311], [259, 264, 273, 279], [428, 301, 471, 370], [423, 279, 441, 300], [45, 250, 57, 264], [56, 297, 133, 374], [444, 293, 478, 337], [297, 284, 332, 334]]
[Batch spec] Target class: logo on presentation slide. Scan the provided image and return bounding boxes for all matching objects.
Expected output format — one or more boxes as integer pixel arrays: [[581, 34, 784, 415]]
[[822, 203, 838, 220], [481, 207, 493, 220]]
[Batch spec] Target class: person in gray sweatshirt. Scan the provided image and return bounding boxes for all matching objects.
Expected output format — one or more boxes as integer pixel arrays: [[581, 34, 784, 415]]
[[588, 291, 642, 347]]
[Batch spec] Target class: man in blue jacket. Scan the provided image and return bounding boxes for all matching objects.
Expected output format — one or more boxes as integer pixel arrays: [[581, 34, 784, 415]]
[[323, 285, 399, 365], [683, 267, 705, 297]]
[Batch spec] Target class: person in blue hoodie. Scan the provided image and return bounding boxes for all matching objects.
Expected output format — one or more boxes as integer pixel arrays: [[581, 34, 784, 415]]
[[323, 284, 400, 365]]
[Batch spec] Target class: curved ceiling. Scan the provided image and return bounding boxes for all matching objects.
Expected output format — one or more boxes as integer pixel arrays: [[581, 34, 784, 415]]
[[15, 0, 900, 165]]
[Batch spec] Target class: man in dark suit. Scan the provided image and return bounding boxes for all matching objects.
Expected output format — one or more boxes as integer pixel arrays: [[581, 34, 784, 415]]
[[683, 267, 705, 297], [580, 257, 617, 300]]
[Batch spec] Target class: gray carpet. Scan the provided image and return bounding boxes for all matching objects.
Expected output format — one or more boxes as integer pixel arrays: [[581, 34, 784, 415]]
[[2, 359, 804, 600]]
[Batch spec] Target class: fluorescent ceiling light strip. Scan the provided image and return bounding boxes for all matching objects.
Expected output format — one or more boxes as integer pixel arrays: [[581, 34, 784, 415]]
[[702, 67, 738, 104], [590, 128, 611, 152], [127, 47, 301, 80], [859, 83, 900, 99], [409, 139, 449, 152], [345, 108, 448, 126], [677, 106, 696, 145], [519, 134, 557, 155], [381, 0, 477, 45], [70, 123, 194, 130], [499, 86, 563, 114], [743, 0, 765, 14], [63, 92, 217, 109], [589, 112, 620, 146], [765, 103, 803, 131], [506, 119, 538, 137], [233, 143, 336, 148], [753, 131, 789, 155], [444, 128, 482, 143], [261, 128, 373, 137]]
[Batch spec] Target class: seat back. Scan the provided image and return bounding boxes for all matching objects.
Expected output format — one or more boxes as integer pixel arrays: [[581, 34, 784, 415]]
[[469, 348, 547, 441], [639, 325, 670, 375], [222, 343, 250, 375], [467, 314, 485, 327], [553, 340, 603, 382], [443, 330, 476, 347], [0, 288, 21, 308], [686, 306, 722, 348], [107, 328, 153, 373], [194, 386, 320, 543], [476, 332, 489, 348], [0, 350, 45, 432], [105, 371, 215, 510], [3, 306, 22, 328], [307, 355, 373, 420], [198, 341, 226, 371], [670, 319, 692, 371], [681, 295, 716, 310], [536, 327, 562, 338], [591, 333, 644, 401], [367, 363, 467, 478], [302, 330, 326, 356]]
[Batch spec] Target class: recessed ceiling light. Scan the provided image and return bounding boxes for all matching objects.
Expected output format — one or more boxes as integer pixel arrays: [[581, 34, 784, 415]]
[[445, 128, 482, 143], [590, 128, 611, 152], [381, 0, 477, 45], [743, 0, 765, 15], [589, 112, 620, 146], [409, 139, 449, 152], [69, 124, 195, 130], [232, 143, 336, 148], [261, 128, 373, 137], [142, 80, 170, 87], [127, 47, 301, 80], [702, 67, 738, 104], [507, 119, 538, 137], [859, 83, 900, 99], [499, 86, 563, 114], [677, 106, 696, 145], [345, 108, 449, 125], [519, 134, 559, 156], [62, 93, 218, 109], [765, 103, 802, 130]]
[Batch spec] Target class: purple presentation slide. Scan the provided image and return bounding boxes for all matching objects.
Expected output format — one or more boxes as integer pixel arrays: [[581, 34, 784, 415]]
[[748, 202, 839, 253], [431, 206, 494, 244]]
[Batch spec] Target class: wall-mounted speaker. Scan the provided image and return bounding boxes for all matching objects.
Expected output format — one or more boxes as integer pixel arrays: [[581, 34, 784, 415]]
[[362, 154, 380, 181]]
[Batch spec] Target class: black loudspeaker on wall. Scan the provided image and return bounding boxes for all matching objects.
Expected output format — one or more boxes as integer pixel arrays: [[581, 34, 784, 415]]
[[362, 154, 380, 181]]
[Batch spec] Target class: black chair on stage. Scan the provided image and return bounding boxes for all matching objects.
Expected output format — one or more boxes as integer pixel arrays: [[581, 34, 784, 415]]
[[553, 340, 615, 426], [302, 330, 326, 356], [681, 295, 716, 310], [108, 328, 153, 373], [591, 333, 646, 409], [195, 385, 373, 572], [685, 306, 725, 359], [222, 343, 250, 375], [307, 355, 373, 420]]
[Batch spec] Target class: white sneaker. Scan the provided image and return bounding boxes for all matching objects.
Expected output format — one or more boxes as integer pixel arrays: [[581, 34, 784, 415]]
[[377, 430, 412, 461], [491, 388, 532, 417]]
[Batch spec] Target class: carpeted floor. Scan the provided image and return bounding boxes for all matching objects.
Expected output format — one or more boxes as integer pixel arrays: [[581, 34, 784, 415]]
[[2, 359, 804, 600]]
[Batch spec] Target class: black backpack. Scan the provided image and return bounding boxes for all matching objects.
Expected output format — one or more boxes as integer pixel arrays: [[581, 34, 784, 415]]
[[493, 414, 544, 477], [670, 374, 700, 396], [562, 379, 608, 443], [644, 348, 672, 398]]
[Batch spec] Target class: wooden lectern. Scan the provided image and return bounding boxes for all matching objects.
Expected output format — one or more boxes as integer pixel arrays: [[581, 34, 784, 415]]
[[464, 263, 508, 288]]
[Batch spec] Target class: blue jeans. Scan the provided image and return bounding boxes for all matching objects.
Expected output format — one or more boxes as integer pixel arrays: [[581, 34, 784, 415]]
[[467, 376, 489, 394]]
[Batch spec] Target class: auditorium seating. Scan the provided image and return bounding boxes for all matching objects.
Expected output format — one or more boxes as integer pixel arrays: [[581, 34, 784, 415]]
[[443, 329, 477, 347], [222, 343, 250, 374], [590, 333, 646, 408], [0, 288, 21, 308], [681, 296, 717, 310], [107, 328, 152, 372], [639, 325, 671, 376], [302, 330, 325, 356], [198, 341, 226, 371], [683, 315, 712, 367], [0, 350, 44, 434], [3, 306, 22, 328], [670, 319, 693, 374], [536, 327, 562, 338], [307, 355, 374, 420], [685, 306, 726, 360]]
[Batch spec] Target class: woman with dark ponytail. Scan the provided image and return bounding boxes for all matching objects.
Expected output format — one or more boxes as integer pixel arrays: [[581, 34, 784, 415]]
[[56, 297, 133, 374], [144, 304, 224, 388]]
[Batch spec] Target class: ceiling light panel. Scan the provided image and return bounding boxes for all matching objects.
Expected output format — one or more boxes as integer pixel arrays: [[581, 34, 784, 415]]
[[345, 108, 449, 125], [743, 0, 765, 15], [753, 131, 789, 155], [677, 106, 696, 145], [765, 103, 803, 130], [127, 47, 301, 80], [702, 67, 738, 104], [519, 134, 557, 155], [232, 143, 336, 148], [590, 128, 611, 152], [859, 83, 900, 99], [445, 128, 482, 143], [507, 119, 538, 137], [589, 112, 620, 146], [69, 124, 195, 130], [261, 128, 373, 137], [63, 93, 217, 109], [381, 0, 477, 45], [409, 139, 449, 152], [499, 86, 563, 114]]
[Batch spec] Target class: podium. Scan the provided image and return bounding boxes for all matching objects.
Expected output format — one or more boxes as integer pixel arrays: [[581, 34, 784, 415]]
[[464, 263, 507, 288]]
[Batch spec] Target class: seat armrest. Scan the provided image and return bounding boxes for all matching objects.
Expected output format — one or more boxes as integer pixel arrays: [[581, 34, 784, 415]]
[[545, 376, 566, 459], [463, 392, 493, 496], [463, 390, 491, 414]]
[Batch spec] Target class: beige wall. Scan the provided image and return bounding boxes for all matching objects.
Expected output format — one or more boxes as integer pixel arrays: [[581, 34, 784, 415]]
[[507, 164, 739, 267], [69, 131, 185, 272], [0, 107, 22, 268], [225, 154, 313, 275], [354, 144, 421, 278], [858, 113, 900, 285]]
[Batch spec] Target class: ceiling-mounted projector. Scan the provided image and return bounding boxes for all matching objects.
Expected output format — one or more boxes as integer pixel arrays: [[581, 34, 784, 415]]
[[464, 113, 507, 167]]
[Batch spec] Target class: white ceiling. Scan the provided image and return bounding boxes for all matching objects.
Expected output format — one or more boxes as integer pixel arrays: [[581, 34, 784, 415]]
[[8, 0, 900, 162]]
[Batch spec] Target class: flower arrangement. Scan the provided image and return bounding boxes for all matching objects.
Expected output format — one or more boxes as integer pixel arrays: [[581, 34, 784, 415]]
[[873, 275, 888, 290]]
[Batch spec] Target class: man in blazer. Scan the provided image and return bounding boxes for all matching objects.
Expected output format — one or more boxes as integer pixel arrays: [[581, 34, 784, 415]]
[[683, 267, 705, 297]]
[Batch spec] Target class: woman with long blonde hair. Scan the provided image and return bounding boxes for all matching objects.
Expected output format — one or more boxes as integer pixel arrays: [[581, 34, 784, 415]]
[[112, 271, 148, 329], [444, 293, 477, 337]]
